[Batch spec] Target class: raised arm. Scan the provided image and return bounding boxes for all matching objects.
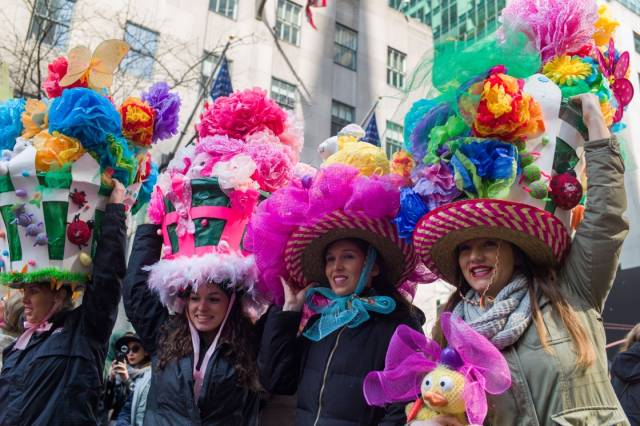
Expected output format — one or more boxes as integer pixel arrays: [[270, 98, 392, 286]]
[[123, 224, 167, 355], [560, 94, 629, 312], [81, 200, 126, 345]]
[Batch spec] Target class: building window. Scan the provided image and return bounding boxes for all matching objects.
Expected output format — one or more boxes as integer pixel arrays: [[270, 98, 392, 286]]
[[276, 0, 302, 46], [387, 47, 406, 89], [28, 0, 75, 48], [271, 77, 297, 110], [385, 121, 403, 158], [122, 22, 159, 79], [635, 32, 640, 54], [334, 24, 357, 71], [331, 100, 355, 136], [209, 0, 237, 19]]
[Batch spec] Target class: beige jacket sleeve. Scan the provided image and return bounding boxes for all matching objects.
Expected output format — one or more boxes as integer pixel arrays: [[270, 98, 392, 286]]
[[560, 136, 629, 313]]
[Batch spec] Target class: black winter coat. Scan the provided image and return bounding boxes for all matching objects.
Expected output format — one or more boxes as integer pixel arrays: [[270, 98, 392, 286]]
[[0, 203, 126, 426], [611, 342, 640, 425], [123, 224, 261, 426], [258, 303, 424, 426]]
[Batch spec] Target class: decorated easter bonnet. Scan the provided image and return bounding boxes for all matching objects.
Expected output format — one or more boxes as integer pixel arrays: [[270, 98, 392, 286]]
[[145, 88, 303, 314], [397, 0, 633, 283], [0, 40, 178, 291]]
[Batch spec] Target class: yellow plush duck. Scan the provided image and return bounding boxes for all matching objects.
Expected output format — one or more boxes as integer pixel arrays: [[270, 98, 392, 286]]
[[363, 313, 511, 426]]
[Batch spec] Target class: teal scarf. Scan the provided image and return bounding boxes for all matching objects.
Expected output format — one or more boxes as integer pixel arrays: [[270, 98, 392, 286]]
[[303, 247, 397, 341]]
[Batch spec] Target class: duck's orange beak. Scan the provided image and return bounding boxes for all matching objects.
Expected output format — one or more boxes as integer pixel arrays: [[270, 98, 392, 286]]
[[424, 391, 449, 407]]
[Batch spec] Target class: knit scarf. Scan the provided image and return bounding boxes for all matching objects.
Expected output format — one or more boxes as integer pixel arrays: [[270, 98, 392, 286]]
[[453, 273, 532, 350]]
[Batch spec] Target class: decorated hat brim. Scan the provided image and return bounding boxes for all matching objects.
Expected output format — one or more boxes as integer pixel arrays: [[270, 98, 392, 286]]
[[284, 210, 417, 288], [145, 250, 257, 313], [413, 199, 571, 283], [0, 267, 89, 289]]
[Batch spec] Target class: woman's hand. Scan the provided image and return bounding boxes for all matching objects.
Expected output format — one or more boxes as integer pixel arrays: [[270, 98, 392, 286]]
[[569, 93, 611, 141], [113, 360, 129, 382], [109, 179, 127, 205], [281, 277, 310, 312]]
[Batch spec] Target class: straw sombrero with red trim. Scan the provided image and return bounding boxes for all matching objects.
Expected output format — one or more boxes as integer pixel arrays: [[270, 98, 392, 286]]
[[413, 199, 571, 283]]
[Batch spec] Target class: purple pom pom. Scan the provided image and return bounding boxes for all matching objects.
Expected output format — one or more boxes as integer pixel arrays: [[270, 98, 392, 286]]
[[141, 82, 181, 142], [439, 347, 463, 370]]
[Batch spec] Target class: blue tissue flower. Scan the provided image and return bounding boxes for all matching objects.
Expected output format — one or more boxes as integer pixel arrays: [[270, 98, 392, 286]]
[[0, 98, 26, 151]]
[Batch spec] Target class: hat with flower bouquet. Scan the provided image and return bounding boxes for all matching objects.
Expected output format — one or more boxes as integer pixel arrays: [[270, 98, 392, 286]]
[[0, 39, 178, 293], [398, 0, 633, 284], [145, 88, 303, 314], [245, 122, 436, 340]]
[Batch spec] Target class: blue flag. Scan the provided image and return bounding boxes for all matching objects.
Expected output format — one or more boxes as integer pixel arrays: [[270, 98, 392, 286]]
[[209, 56, 233, 101], [362, 112, 380, 146]]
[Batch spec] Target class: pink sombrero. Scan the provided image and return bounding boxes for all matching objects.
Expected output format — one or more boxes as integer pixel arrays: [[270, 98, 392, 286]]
[[285, 210, 418, 289], [413, 199, 571, 283]]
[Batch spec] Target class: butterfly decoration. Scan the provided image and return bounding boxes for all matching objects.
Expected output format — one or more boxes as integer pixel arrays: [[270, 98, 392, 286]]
[[596, 38, 634, 123], [59, 39, 129, 92]]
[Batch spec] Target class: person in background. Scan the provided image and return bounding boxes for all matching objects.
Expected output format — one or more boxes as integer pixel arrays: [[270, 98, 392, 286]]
[[0, 293, 23, 369], [104, 332, 152, 426], [611, 324, 640, 425]]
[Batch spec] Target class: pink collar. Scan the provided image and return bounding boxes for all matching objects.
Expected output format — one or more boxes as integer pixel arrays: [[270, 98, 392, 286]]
[[13, 301, 62, 351]]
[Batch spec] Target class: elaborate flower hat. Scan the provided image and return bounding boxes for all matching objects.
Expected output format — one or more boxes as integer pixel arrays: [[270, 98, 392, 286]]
[[0, 40, 177, 290], [398, 0, 633, 283], [363, 313, 511, 425], [245, 132, 422, 305], [146, 88, 302, 313]]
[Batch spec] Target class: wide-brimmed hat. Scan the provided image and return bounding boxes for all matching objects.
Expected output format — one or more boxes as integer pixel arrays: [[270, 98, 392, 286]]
[[413, 199, 571, 283], [285, 210, 417, 289], [114, 332, 142, 351]]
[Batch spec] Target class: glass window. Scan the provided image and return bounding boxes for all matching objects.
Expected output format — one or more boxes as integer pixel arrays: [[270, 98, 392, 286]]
[[331, 100, 355, 136], [334, 24, 357, 71], [121, 22, 159, 79], [635, 32, 640, 54], [28, 0, 75, 48], [276, 0, 302, 46], [387, 47, 406, 89], [209, 0, 237, 19], [385, 121, 403, 158], [271, 77, 297, 110]]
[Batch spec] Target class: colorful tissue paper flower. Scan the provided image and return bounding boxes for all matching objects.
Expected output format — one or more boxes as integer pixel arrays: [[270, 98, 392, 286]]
[[596, 39, 634, 123], [120, 97, 156, 148], [247, 142, 294, 193], [412, 162, 461, 210], [499, 0, 598, 62], [390, 150, 415, 183], [230, 188, 260, 219], [211, 154, 258, 191], [21, 99, 48, 139], [196, 88, 288, 140], [148, 185, 166, 225], [451, 139, 518, 199], [543, 56, 592, 86], [135, 160, 158, 209], [141, 82, 181, 142], [100, 134, 138, 186], [42, 56, 88, 99], [246, 129, 295, 161], [594, 4, 619, 47], [473, 73, 545, 142], [48, 88, 121, 155], [277, 112, 304, 162], [0, 98, 26, 151], [394, 187, 430, 241], [33, 131, 84, 171]]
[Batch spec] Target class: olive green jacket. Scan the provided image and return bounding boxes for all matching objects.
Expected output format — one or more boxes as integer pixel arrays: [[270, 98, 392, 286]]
[[485, 137, 630, 426]]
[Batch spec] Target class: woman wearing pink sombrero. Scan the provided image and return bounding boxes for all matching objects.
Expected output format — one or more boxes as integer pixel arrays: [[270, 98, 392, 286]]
[[400, 1, 632, 422], [246, 157, 426, 425]]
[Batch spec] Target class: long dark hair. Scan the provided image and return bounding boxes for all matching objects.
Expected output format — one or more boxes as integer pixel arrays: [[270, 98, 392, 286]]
[[156, 291, 261, 391], [432, 245, 595, 368]]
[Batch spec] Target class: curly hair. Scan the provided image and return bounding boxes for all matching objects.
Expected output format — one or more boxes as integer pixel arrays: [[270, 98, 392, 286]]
[[156, 294, 261, 392]]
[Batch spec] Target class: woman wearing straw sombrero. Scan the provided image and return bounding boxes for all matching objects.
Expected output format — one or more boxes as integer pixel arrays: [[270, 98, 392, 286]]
[[400, 1, 633, 422], [246, 151, 426, 424]]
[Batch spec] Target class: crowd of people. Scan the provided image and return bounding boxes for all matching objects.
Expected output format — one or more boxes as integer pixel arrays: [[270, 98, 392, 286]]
[[0, 0, 639, 425]]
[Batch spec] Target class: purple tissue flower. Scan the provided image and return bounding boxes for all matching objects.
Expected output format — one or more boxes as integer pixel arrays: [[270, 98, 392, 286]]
[[412, 161, 461, 210], [141, 82, 181, 142]]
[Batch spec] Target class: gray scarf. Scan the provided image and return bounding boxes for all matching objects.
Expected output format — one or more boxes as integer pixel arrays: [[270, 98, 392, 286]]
[[453, 273, 532, 350]]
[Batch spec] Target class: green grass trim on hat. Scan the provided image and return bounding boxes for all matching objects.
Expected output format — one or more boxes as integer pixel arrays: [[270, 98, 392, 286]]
[[0, 267, 89, 287]]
